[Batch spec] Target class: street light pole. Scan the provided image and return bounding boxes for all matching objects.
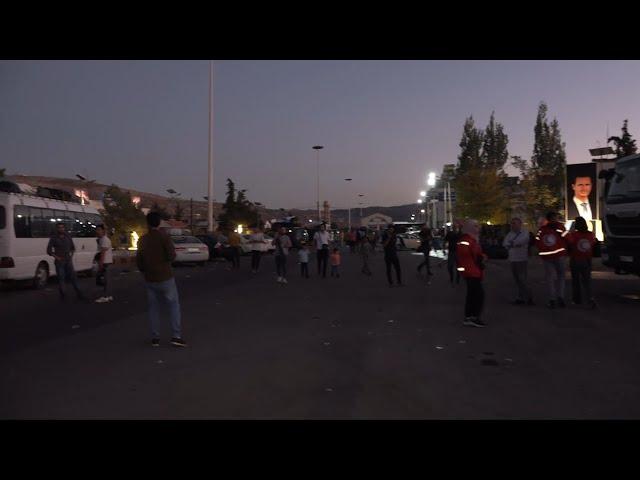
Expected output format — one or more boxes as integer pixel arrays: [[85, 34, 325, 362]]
[[313, 145, 324, 223], [207, 60, 214, 234]]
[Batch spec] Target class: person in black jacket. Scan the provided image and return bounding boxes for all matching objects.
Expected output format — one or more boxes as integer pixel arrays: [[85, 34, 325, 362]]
[[46, 222, 85, 300], [416, 225, 433, 276]]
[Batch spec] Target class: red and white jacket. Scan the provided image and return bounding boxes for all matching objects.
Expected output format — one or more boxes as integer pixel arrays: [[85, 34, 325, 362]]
[[535, 221, 567, 260], [565, 231, 597, 261], [456, 234, 486, 279]]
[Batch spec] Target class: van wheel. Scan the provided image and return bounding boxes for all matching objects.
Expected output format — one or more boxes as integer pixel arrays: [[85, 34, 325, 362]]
[[34, 262, 49, 289]]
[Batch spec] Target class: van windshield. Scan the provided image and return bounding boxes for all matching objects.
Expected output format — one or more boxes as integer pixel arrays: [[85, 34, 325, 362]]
[[608, 157, 640, 204]]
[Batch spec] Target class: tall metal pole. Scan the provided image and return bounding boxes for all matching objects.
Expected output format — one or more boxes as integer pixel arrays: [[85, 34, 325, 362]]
[[207, 60, 214, 234], [313, 146, 324, 223]]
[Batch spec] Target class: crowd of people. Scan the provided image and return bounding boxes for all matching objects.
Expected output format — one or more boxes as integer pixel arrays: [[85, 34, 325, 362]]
[[45, 210, 600, 347]]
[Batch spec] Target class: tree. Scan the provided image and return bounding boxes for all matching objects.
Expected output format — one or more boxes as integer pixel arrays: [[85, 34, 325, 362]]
[[511, 155, 558, 226], [218, 178, 259, 228], [453, 115, 508, 223], [482, 111, 509, 172], [101, 185, 147, 248], [530, 102, 566, 211], [608, 119, 637, 158], [0, 168, 5, 177], [150, 201, 170, 220], [456, 116, 484, 176]]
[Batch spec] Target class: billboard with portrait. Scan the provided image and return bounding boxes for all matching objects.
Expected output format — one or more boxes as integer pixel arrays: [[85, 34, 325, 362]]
[[566, 163, 598, 223]]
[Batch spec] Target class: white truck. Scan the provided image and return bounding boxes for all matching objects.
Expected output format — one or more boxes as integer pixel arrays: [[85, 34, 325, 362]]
[[599, 153, 640, 276]]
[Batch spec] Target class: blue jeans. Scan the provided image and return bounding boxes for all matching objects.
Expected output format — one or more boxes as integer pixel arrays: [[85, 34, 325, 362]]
[[55, 260, 82, 297], [145, 278, 182, 339]]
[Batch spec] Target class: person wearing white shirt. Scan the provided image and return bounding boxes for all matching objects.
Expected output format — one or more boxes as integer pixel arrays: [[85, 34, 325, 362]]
[[95, 225, 114, 303], [570, 175, 594, 223], [249, 228, 268, 274], [502, 218, 533, 306], [313, 223, 331, 278]]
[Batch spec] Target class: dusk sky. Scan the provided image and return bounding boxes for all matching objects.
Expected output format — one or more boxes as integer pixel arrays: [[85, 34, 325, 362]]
[[1, 60, 639, 209]]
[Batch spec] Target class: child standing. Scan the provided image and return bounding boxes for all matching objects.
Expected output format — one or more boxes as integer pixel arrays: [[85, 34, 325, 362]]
[[298, 243, 310, 278], [330, 248, 341, 278]]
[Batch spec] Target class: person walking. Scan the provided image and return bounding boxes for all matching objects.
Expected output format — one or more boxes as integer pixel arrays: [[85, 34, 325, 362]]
[[444, 224, 462, 285], [416, 225, 433, 277], [298, 243, 310, 278], [46, 222, 86, 301], [535, 211, 569, 309], [503, 217, 533, 306], [313, 223, 330, 278], [360, 234, 373, 276], [94, 225, 114, 303], [382, 226, 402, 287], [136, 212, 186, 347], [227, 227, 242, 270], [456, 219, 488, 327], [274, 226, 292, 284], [249, 227, 268, 274], [330, 247, 341, 278], [566, 216, 598, 309]]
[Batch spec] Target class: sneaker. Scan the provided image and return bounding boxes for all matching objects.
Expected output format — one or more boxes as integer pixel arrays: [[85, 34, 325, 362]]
[[95, 296, 109, 303], [276, 276, 282, 283], [546, 300, 556, 309], [469, 318, 487, 328], [151, 338, 160, 347], [557, 298, 566, 308], [281, 278, 288, 284], [171, 338, 187, 347], [463, 317, 474, 326], [107, 296, 114, 302]]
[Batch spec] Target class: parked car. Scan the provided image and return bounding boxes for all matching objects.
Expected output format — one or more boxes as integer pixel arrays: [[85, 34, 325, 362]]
[[396, 233, 422, 250], [171, 235, 209, 265], [240, 234, 275, 255]]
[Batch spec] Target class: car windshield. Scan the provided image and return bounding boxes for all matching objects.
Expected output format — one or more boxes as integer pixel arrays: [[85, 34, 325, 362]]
[[172, 236, 202, 244], [608, 157, 640, 204]]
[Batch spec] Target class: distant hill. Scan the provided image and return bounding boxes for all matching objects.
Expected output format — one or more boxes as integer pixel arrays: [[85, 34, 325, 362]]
[[5, 175, 418, 227]]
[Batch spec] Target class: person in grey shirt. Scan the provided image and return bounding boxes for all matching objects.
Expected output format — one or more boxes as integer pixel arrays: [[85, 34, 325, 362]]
[[503, 217, 533, 305], [46, 222, 85, 300]]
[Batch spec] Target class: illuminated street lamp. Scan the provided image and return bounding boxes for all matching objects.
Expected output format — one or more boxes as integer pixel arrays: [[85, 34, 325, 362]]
[[420, 191, 426, 197], [427, 172, 436, 187]]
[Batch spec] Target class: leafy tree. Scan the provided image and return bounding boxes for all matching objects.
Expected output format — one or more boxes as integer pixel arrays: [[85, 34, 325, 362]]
[[530, 102, 566, 210], [482, 111, 509, 172], [101, 185, 147, 248], [218, 178, 259, 228], [608, 119, 637, 158], [456, 116, 484, 176], [511, 155, 558, 226]]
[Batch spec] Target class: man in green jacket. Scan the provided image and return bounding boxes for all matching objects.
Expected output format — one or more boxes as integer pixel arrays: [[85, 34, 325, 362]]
[[136, 212, 186, 347]]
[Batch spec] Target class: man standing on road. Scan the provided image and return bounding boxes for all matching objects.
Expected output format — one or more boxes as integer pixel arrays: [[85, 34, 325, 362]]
[[456, 219, 488, 327], [313, 223, 330, 278], [274, 226, 292, 284], [94, 225, 114, 303], [444, 224, 462, 285], [136, 212, 186, 348], [535, 211, 568, 309], [416, 225, 433, 277], [503, 217, 533, 306], [360, 233, 373, 276], [382, 226, 402, 287], [566, 216, 598, 309], [47, 222, 86, 301]]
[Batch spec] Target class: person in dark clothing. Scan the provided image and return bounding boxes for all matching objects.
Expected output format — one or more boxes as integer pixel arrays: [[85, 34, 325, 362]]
[[382, 226, 402, 287], [46, 222, 85, 300], [444, 224, 462, 285], [136, 212, 186, 348], [416, 225, 433, 276], [566, 216, 598, 309]]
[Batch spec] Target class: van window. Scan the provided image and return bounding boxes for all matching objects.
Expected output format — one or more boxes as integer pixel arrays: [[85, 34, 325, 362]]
[[14, 205, 30, 237], [29, 208, 47, 238], [0, 206, 5, 229]]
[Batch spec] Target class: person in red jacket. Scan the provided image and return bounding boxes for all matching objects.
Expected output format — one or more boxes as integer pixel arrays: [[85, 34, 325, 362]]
[[566, 216, 598, 309], [456, 219, 488, 328], [535, 211, 568, 309]]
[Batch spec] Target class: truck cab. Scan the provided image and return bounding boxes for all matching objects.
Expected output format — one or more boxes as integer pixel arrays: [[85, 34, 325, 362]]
[[600, 153, 640, 275]]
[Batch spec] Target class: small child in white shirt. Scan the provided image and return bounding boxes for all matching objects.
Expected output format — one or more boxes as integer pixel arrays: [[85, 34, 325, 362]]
[[298, 244, 310, 278]]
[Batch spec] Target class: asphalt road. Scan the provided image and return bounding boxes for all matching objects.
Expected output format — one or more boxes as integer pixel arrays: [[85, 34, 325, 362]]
[[1, 248, 639, 419]]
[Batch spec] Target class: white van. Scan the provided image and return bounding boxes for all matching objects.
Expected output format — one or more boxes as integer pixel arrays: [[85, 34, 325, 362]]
[[0, 189, 103, 288]]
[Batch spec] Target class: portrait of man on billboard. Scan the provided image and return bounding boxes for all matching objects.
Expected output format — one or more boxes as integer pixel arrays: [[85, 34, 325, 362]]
[[566, 163, 597, 223]]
